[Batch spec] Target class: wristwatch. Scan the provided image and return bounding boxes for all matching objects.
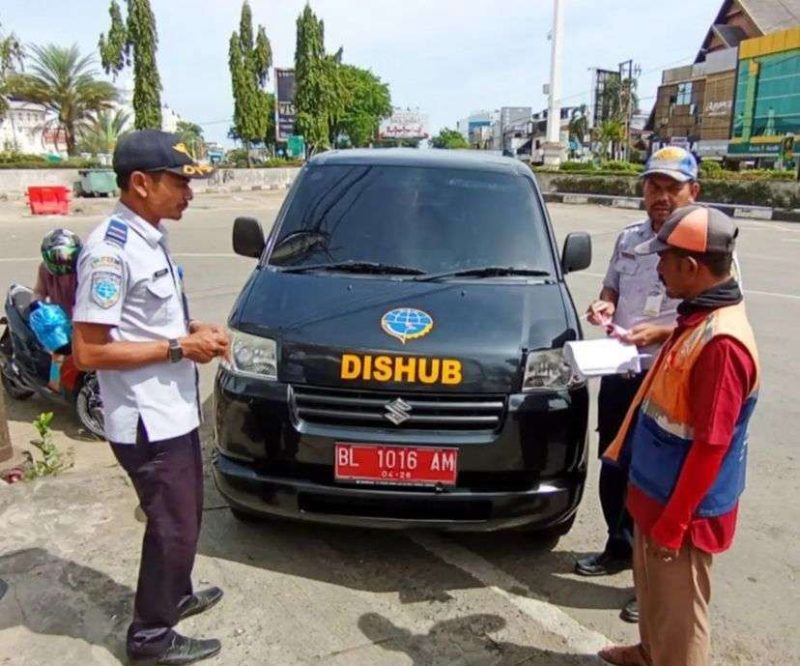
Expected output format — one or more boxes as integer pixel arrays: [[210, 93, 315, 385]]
[[168, 338, 183, 363]]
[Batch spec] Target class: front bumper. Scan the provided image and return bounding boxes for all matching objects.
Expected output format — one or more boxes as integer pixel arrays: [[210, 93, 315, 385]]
[[213, 451, 583, 531], [213, 371, 589, 531]]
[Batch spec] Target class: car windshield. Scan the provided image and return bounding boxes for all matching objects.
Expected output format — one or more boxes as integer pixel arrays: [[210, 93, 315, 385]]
[[268, 164, 556, 276]]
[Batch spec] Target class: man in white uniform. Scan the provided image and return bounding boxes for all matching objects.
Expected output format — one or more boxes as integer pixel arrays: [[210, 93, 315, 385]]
[[73, 129, 229, 665]]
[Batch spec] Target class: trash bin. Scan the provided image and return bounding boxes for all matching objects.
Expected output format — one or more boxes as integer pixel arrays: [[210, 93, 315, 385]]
[[75, 169, 118, 198], [26, 186, 70, 215]]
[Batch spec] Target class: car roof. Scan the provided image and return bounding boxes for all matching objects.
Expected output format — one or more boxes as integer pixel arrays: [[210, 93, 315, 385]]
[[308, 148, 533, 177]]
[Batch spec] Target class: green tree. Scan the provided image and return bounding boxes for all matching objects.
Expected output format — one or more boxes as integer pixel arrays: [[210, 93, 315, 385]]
[[175, 120, 204, 158], [598, 75, 639, 159], [78, 107, 131, 155], [331, 65, 391, 147], [0, 21, 23, 119], [567, 105, 589, 159], [6, 44, 117, 155], [294, 4, 331, 153], [430, 128, 470, 150], [568, 105, 588, 144], [99, 0, 162, 129], [228, 1, 272, 164], [597, 119, 624, 159]]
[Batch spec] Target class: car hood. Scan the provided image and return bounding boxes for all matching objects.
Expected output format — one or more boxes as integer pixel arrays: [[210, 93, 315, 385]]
[[233, 270, 578, 393]]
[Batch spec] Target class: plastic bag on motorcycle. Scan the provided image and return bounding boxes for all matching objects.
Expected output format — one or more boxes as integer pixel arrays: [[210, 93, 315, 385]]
[[29, 303, 72, 353]]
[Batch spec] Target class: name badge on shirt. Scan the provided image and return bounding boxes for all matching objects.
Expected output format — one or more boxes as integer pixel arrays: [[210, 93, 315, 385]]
[[643, 288, 664, 317]]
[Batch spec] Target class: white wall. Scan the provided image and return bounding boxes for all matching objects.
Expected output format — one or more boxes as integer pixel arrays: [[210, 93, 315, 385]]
[[0, 101, 48, 154]]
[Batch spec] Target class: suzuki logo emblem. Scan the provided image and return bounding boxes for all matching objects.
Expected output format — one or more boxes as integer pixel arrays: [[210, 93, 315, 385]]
[[384, 398, 412, 425]]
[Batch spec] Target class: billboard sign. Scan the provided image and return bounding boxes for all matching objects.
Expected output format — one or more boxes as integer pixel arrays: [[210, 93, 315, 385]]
[[379, 109, 429, 140], [592, 69, 621, 128], [275, 68, 296, 143]]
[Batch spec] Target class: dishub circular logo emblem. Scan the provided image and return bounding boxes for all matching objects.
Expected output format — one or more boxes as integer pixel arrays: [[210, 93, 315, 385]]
[[381, 308, 433, 344]]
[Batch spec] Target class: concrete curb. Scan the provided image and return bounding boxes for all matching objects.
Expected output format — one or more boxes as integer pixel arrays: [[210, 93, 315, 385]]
[[544, 192, 800, 223], [202, 183, 293, 195]]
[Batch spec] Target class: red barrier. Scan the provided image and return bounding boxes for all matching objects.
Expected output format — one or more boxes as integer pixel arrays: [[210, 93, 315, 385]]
[[26, 186, 70, 215]]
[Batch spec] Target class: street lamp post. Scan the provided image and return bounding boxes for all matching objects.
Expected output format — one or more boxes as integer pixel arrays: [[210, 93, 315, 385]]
[[543, 0, 565, 166]]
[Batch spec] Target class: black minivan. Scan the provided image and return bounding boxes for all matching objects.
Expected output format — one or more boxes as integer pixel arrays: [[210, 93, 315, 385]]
[[213, 149, 592, 534]]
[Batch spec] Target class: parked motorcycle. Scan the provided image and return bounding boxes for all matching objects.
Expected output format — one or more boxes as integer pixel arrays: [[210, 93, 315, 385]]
[[0, 284, 104, 439]]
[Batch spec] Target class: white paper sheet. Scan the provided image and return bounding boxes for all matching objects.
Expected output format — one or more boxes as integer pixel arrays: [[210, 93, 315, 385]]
[[563, 338, 642, 378]]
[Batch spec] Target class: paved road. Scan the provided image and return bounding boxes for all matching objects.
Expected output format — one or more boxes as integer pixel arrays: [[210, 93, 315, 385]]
[[0, 194, 797, 665]]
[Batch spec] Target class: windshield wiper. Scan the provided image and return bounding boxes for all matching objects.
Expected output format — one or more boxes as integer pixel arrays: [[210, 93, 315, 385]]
[[413, 266, 552, 282], [278, 260, 426, 276]]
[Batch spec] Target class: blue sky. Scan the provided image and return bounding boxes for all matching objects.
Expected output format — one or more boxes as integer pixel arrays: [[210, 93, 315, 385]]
[[2, 0, 724, 146]]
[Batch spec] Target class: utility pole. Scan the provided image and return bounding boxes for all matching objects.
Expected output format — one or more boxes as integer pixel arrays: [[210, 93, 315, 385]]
[[543, 0, 565, 166], [618, 59, 640, 162], [618, 60, 632, 161]]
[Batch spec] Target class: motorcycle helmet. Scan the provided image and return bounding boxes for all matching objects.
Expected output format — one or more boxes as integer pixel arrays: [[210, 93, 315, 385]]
[[41, 228, 82, 276]]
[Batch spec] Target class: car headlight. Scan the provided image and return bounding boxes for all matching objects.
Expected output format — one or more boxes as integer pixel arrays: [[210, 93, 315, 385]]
[[221, 329, 278, 380], [522, 349, 582, 392]]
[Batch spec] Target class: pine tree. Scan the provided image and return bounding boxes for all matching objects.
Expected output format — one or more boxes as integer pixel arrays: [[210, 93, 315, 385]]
[[99, 0, 162, 129], [294, 4, 330, 152], [228, 1, 272, 164]]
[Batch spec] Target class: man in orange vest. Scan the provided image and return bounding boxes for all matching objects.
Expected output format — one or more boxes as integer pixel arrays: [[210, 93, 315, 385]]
[[598, 205, 759, 666]]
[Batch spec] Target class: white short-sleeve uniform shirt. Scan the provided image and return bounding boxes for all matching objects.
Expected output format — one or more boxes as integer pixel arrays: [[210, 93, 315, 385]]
[[73, 203, 199, 444]]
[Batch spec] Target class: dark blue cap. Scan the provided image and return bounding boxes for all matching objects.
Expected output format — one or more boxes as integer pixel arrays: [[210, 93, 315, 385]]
[[113, 129, 214, 179]]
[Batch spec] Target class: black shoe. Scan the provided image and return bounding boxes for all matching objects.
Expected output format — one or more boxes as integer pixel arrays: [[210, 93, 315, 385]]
[[130, 633, 222, 665], [575, 551, 632, 577], [178, 587, 224, 621], [620, 596, 639, 623]]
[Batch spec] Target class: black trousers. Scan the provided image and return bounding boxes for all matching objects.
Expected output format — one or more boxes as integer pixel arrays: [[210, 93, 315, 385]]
[[110, 422, 203, 658], [596, 372, 646, 559]]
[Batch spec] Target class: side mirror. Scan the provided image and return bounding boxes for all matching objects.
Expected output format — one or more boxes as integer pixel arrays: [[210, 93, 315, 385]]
[[233, 217, 265, 258], [561, 232, 592, 274]]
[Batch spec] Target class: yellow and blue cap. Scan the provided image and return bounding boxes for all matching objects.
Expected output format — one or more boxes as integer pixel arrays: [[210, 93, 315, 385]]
[[642, 147, 698, 183]]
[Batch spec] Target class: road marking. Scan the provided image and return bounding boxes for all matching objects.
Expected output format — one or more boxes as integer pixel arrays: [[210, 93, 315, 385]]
[[738, 220, 800, 234], [571, 272, 800, 301], [411, 532, 610, 655], [745, 289, 800, 301]]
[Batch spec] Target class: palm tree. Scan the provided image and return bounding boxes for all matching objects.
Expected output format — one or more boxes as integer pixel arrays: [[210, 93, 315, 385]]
[[598, 119, 624, 159], [7, 44, 117, 155], [175, 120, 205, 159], [77, 108, 131, 155]]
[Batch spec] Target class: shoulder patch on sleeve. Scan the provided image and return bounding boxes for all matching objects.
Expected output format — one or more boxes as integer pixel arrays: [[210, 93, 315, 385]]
[[91, 271, 122, 309], [91, 255, 122, 270], [103, 219, 128, 248]]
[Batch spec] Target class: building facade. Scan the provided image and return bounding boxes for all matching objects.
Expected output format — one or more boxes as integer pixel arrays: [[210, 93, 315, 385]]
[[647, 0, 800, 161], [0, 98, 51, 154], [729, 26, 800, 162]]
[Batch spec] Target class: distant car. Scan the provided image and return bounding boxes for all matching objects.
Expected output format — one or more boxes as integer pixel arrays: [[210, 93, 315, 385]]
[[213, 148, 592, 534]]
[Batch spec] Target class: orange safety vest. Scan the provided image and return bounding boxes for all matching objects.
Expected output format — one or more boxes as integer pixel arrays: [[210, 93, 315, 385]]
[[604, 302, 759, 517]]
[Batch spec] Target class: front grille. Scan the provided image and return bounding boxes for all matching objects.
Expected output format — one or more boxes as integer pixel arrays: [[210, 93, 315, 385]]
[[291, 385, 505, 432]]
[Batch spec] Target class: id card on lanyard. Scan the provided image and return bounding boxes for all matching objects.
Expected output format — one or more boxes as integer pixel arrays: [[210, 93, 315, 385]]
[[643, 285, 665, 317]]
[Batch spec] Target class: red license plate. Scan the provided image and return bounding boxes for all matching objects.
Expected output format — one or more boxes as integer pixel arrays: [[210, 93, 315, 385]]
[[334, 443, 458, 486]]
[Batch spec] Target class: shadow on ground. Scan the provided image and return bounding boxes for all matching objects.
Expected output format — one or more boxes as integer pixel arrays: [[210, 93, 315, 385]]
[[358, 612, 602, 665], [0, 548, 131, 662]]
